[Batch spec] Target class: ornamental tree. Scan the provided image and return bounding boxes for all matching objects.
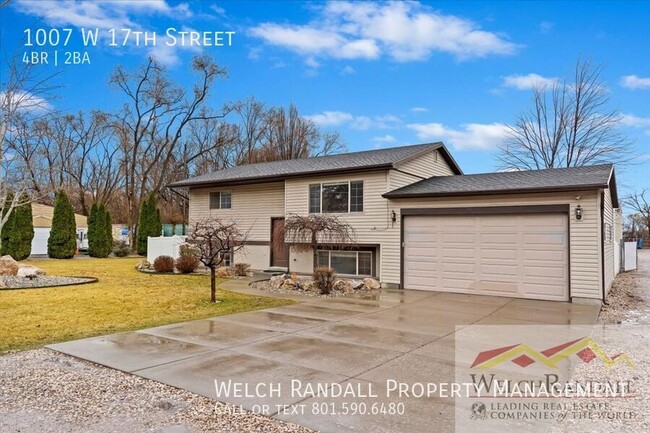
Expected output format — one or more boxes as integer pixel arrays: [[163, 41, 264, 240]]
[[188, 217, 248, 303]]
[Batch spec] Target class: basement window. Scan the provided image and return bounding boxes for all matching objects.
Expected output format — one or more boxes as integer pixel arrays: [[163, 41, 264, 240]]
[[209, 191, 231, 209], [316, 250, 373, 276]]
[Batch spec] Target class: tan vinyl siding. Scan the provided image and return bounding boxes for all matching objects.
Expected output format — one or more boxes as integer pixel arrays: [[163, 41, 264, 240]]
[[602, 187, 615, 294], [389, 149, 455, 190], [188, 182, 284, 241], [285, 171, 390, 275], [385, 191, 603, 299]]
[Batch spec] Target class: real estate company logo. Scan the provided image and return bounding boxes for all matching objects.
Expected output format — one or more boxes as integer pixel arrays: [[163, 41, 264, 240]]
[[470, 337, 635, 369]]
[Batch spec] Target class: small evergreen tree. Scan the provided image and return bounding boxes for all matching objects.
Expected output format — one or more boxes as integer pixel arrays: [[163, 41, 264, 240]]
[[0, 194, 15, 256], [2, 193, 34, 260], [48, 190, 77, 259], [87, 202, 99, 257], [137, 192, 162, 255], [102, 205, 113, 256], [88, 202, 113, 258]]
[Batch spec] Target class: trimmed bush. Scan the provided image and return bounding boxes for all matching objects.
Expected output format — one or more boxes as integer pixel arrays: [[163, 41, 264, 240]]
[[232, 262, 251, 277], [48, 191, 77, 259], [0, 193, 34, 260], [112, 240, 130, 257], [153, 255, 174, 273], [175, 254, 199, 273], [313, 266, 336, 295], [137, 193, 162, 256]]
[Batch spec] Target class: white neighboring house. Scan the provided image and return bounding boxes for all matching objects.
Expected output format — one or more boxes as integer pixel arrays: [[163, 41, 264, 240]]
[[31, 203, 88, 255], [169, 142, 622, 304]]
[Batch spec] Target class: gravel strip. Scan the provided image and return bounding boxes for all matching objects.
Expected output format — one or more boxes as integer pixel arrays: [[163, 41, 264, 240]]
[[549, 250, 650, 432], [0, 349, 315, 433], [0, 275, 97, 289]]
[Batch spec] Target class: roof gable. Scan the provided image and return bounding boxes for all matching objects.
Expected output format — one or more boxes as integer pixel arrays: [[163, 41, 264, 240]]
[[169, 142, 460, 188], [383, 164, 615, 199]]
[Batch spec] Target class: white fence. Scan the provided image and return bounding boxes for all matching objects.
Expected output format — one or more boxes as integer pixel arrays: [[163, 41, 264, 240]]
[[623, 241, 638, 272], [147, 235, 187, 263]]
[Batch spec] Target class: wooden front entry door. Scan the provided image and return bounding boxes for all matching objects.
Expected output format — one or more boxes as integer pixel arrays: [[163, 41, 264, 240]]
[[271, 218, 289, 268]]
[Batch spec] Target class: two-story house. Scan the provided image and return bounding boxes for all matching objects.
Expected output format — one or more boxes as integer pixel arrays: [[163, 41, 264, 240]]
[[169, 142, 620, 303]]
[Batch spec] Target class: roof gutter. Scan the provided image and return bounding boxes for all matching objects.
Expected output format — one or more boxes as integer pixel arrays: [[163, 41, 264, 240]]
[[382, 184, 611, 199]]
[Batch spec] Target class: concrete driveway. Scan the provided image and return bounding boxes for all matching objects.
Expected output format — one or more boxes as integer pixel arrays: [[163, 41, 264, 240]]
[[48, 289, 600, 433]]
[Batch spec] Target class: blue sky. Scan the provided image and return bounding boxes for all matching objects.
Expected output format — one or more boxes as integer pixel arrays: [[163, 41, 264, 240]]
[[1, 0, 649, 203]]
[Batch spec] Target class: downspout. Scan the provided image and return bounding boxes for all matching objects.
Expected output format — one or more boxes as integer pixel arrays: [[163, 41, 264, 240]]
[[600, 189, 609, 306]]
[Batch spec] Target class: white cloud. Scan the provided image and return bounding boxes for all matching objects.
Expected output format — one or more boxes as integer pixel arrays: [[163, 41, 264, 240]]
[[305, 111, 354, 126], [209, 4, 226, 16], [410, 107, 428, 113], [372, 134, 397, 143], [0, 90, 52, 114], [407, 121, 509, 150], [340, 65, 356, 75], [306, 111, 401, 130], [147, 25, 202, 65], [14, 0, 191, 29], [502, 73, 558, 90], [250, 1, 518, 63], [539, 21, 554, 33], [621, 114, 650, 127], [620, 75, 650, 90]]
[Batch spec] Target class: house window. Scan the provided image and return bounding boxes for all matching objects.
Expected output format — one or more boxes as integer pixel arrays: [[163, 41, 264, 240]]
[[316, 250, 373, 276], [308, 181, 363, 214], [309, 184, 321, 213], [221, 251, 232, 267], [209, 191, 232, 209]]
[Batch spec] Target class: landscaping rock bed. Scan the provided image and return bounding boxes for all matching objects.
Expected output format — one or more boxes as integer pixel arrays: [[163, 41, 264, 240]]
[[250, 273, 380, 297], [0, 349, 313, 433], [0, 275, 97, 290]]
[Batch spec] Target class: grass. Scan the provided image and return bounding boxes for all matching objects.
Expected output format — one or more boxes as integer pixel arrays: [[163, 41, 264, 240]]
[[0, 257, 293, 353]]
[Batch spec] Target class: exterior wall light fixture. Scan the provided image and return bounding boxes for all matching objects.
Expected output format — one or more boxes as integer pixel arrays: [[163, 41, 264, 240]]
[[575, 205, 582, 220]]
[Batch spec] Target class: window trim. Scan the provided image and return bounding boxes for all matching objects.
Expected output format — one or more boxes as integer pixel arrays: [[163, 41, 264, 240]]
[[309, 180, 363, 214], [209, 191, 232, 210], [316, 249, 374, 276]]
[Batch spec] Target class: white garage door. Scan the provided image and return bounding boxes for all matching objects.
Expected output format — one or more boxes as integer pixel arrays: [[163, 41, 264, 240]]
[[32, 228, 51, 255], [403, 213, 568, 301]]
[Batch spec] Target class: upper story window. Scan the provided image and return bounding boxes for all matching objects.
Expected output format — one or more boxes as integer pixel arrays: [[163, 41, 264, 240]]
[[209, 191, 232, 209], [309, 181, 363, 213]]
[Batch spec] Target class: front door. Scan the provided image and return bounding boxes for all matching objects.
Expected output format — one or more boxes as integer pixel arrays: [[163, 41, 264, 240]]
[[271, 218, 289, 268]]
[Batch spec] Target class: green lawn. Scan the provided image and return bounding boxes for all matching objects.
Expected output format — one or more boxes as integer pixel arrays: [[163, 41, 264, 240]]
[[0, 258, 293, 353]]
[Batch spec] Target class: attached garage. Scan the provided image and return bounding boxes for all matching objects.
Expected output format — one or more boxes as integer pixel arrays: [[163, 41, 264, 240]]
[[383, 164, 621, 303], [402, 207, 569, 301]]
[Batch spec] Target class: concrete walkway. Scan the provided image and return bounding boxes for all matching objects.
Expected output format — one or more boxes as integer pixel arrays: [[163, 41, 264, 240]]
[[48, 283, 600, 433]]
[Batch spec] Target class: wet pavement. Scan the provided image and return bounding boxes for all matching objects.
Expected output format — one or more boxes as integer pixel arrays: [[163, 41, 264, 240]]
[[48, 288, 601, 433]]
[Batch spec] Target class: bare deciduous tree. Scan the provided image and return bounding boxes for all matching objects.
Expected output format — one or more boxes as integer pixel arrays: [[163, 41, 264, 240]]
[[279, 213, 356, 267], [188, 217, 248, 303], [110, 55, 228, 248], [499, 59, 633, 170], [0, 51, 58, 249], [625, 190, 650, 239]]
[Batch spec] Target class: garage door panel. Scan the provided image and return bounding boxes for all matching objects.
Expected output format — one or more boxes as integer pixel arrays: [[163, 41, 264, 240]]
[[442, 262, 476, 273], [404, 213, 568, 301], [480, 249, 518, 260], [523, 250, 565, 261], [443, 248, 475, 258], [480, 233, 518, 244], [442, 233, 475, 243]]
